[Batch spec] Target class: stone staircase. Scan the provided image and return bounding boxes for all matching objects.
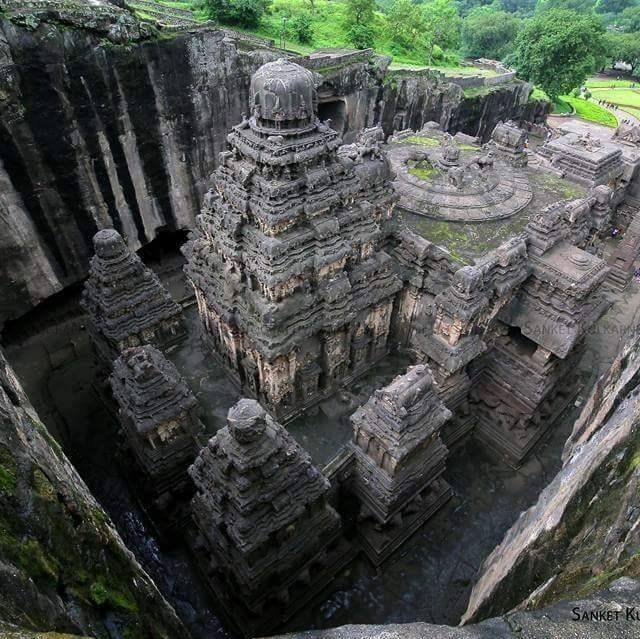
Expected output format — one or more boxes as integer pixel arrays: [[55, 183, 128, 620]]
[[607, 208, 640, 291]]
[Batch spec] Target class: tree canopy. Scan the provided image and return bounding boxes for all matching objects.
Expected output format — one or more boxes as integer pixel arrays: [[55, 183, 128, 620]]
[[202, 0, 269, 27], [619, 4, 640, 30], [461, 4, 521, 59], [535, 0, 598, 12], [511, 8, 606, 99], [344, 0, 377, 48], [422, 0, 461, 63], [386, 0, 427, 53], [605, 31, 640, 74]]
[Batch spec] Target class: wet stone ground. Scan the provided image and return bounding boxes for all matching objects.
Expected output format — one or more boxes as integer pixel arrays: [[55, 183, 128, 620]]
[[3, 256, 639, 637]]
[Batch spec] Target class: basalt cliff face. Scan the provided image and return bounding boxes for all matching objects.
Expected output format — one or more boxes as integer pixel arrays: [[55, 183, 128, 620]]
[[0, 13, 543, 326], [460, 322, 640, 623], [0, 348, 188, 638]]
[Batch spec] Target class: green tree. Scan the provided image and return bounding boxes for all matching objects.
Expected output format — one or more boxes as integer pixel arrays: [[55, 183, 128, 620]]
[[500, 0, 537, 14], [345, 0, 377, 48], [291, 12, 314, 43], [536, 0, 597, 13], [386, 0, 426, 53], [595, 0, 636, 13], [511, 8, 606, 100], [203, 0, 270, 27], [619, 5, 640, 31], [461, 4, 521, 59], [605, 31, 640, 73], [422, 0, 461, 63]]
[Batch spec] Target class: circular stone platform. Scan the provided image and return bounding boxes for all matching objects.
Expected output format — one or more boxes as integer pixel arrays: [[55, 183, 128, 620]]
[[387, 140, 533, 222]]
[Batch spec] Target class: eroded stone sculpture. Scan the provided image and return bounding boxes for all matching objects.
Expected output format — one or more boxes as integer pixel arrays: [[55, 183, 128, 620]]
[[350, 365, 452, 563], [189, 398, 352, 636], [82, 229, 184, 366], [111, 345, 203, 510], [184, 59, 401, 421]]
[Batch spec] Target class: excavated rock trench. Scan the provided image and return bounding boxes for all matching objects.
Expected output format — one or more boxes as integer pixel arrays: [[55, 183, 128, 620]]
[[4, 240, 638, 637]]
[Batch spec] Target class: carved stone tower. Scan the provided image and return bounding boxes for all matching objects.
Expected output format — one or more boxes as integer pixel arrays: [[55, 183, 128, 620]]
[[82, 229, 185, 365], [111, 345, 203, 509], [350, 364, 453, 563], [189, 398, 352, 636], [184, 59, 401, 420]]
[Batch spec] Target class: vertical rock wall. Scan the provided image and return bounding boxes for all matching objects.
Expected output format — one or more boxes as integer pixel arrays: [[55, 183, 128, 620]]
[[0, 18, 544, 326], [0, 21, 274, 323], [0, 347, 188, 637]]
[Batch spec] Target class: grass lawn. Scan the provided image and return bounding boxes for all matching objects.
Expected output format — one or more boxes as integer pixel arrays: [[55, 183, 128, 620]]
[[553, 96, 573, 114], [563, 96, 618, 127], [585, 78, 637, 89], [589, 87, 640, 109], [533, 88, 617, 127]]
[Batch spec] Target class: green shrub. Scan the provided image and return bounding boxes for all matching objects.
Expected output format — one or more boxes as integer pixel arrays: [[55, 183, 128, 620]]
[[291, 12, 313, 43]]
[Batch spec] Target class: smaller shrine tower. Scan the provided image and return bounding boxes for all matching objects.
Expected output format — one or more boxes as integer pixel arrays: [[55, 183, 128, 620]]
[[350, 364, 453, 564], [111, 345, 203, 509], [82, 229, 184, 366], [189, 399, 352, 636]]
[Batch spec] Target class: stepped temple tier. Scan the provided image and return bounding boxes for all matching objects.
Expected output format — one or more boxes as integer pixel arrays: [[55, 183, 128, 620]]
[[111, 345, 204, 511], [189, 399, 353, 637], [184, 59, 402, 421], [82, 229, 185, 366]]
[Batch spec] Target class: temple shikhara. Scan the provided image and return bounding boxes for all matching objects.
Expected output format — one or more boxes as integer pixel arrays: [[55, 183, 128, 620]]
[[75, 57, 640, 637], [82, 229, 185, 366], [184, 59, 402, 421]]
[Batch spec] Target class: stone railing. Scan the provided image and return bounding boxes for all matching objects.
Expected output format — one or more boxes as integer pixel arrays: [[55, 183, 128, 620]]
[[447, 71, 517, 90], [484, 71, 517, 86], [220, 28, 275, 48], [1, 0, 119, 13]]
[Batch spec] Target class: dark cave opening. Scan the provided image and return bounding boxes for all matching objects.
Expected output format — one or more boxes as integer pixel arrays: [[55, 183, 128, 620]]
[[318, 99, 348, 135]]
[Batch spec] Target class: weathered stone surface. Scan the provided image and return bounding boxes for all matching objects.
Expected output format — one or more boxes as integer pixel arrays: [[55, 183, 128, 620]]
[[185, 60, 402, 420], [462, 320, 640, 623], [111, 345, 203, 505], [350, 364, 452, 563], [388, 122, 628, 464], [81, 229, 184, 365], [387, 128, 533, 222], [539, 132, 625, 187], [0, 16, 544, 326], [0, 348, 188, 637], [189, 399, 352, 637]]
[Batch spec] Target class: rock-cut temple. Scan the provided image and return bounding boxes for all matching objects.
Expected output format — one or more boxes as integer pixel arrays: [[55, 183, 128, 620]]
[[78, 55, 640, 638], [184, 59, 402, 421]]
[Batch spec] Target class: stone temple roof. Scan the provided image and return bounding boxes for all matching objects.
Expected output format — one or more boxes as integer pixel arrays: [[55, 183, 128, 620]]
[[81, 229, 182, 342], [387, 131, 533, 223], [251, 58, 316, 130], [111, 345, 197, 435], [386, 129, 588, 263], [190, 399, 332, 554]]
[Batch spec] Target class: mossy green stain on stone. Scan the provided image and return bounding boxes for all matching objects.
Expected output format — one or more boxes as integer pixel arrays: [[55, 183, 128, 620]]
[[0, 523, 59, 586], [403, 136, 440, 147], [408, 166, 440, 181], [31, 468, 57, 501], [90, 579, 139, 614], [0, 464, 17, 495], [0, 446, 17, 495]]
